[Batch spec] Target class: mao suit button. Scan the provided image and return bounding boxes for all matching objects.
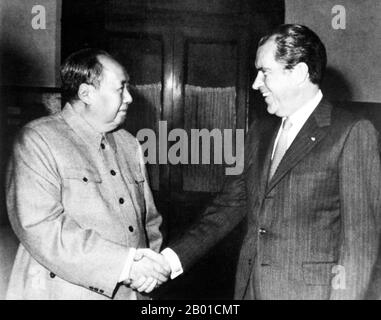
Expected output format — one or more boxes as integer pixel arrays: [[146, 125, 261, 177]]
[[128, 226, 134, 232], [101, 143, 105, 149], [83, 177, 88, 182], [110, 170, 116, 176], [100, 289, 104, 294], [119, 198, 124, 204], [259, 228, 267, 235], [49, 272, 56, 278]]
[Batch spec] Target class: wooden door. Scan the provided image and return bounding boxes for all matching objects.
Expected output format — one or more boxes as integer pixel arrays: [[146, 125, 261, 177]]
[[61, 0, 285, 299], [106, 27, 173, 192], [104, 23, 249, 298]]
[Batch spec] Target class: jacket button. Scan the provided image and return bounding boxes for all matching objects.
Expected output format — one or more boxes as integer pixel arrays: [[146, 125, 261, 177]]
[[49, 272, 56, 278], [110, 170, 116, 176], [128, 226, 134, 232], [83, 177, 88, 182], [100, 289, 104, 294], [101, 143, 105, 149], [119, 198, 124, 204], [259, 228, 267, 235]]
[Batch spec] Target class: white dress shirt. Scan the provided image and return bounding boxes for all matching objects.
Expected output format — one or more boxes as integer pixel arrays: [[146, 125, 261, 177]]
[[271, 90, 323, 159]]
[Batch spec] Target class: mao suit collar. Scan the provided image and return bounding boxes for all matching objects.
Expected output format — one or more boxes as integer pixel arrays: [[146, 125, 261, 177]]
[[61, 103, 117, 152]]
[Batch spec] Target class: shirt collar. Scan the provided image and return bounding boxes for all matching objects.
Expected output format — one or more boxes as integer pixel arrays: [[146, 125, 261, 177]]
[[61, 103, 117, 152], [286, 90, 323, 128], [103, 132, 117, 152]]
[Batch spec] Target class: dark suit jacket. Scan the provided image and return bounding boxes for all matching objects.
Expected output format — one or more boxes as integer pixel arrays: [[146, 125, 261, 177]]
[[170, 99, 381, 299]]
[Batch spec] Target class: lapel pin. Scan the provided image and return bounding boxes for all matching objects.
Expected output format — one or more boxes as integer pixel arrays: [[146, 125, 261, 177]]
[[311, 137, 316, 141]]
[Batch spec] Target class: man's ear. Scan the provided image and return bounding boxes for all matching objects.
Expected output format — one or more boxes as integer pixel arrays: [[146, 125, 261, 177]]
[[292, 62, 309, 85], [77, 83, 93, 104]]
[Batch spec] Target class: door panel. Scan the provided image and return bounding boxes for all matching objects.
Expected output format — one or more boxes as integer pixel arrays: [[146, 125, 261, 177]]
[[108, 33, 167, 191], [171, 27, 248, 194], [158, 27, 248, 299], [183, 40, 238, 192], [104, 17, 250, 300]]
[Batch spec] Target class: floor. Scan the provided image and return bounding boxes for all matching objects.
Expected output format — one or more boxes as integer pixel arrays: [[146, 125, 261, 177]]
[[0, 225, 18, 300]]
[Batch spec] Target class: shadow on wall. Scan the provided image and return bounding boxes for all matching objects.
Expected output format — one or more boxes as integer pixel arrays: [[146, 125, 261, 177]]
[[1, 41, 51, 87], [321, 66, 354, 102], [322, 66, 381, 135]]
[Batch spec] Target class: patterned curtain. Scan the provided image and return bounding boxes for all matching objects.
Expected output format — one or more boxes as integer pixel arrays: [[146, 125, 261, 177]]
[[129, 83, 162, 191], [183, 84, 236, 192]]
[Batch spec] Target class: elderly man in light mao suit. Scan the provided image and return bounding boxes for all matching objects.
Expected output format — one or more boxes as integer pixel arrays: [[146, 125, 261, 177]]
[[6, 49, 170, 300]]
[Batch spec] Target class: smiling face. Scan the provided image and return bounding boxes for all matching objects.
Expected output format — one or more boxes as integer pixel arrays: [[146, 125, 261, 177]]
[[87, 55, 133, 132], [252, 38, 299, 118]]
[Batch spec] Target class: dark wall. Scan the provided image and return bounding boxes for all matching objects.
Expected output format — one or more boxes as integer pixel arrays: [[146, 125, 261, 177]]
[[0, 0, 61, 87]]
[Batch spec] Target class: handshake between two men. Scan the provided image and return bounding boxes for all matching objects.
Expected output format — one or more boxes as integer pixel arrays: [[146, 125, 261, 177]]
[[124, 248, 172, 294]]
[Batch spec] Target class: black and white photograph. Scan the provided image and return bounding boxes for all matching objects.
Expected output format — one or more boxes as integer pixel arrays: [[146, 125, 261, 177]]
[[0, 0, 380, 311]]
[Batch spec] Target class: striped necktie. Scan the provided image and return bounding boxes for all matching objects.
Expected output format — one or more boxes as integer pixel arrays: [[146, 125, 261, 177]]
[[268, 118, 293, 181]]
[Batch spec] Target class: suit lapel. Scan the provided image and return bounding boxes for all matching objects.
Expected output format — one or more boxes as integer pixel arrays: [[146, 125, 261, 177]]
[[266, 99, 333, 193]]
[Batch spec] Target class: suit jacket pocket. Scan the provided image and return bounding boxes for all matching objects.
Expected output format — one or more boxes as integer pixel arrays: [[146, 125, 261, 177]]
[[62, 168, 102, 183], [61, 167, 103, 208], [126, 173, 146, 211], [302, 261, 336, 286]]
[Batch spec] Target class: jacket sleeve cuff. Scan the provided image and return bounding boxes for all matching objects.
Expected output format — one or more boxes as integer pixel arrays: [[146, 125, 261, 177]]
[[118, 247, 137, 283], [161, 248, 184, 279]]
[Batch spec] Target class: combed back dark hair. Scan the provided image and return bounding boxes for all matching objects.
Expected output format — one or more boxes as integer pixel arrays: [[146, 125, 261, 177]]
[[60, 48, 112, 103], [259, 24, 327, 85]]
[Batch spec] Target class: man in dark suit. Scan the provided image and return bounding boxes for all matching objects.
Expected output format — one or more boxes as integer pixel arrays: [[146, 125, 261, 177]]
[[137, 24, 381, 299]]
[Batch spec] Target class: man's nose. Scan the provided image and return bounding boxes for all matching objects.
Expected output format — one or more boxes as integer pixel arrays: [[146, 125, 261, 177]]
[[123, 87, 133, 104], [252, 72, 264, 90]]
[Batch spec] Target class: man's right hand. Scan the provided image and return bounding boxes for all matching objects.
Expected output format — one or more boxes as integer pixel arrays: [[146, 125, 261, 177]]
[[125, 249, 171, 293]]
